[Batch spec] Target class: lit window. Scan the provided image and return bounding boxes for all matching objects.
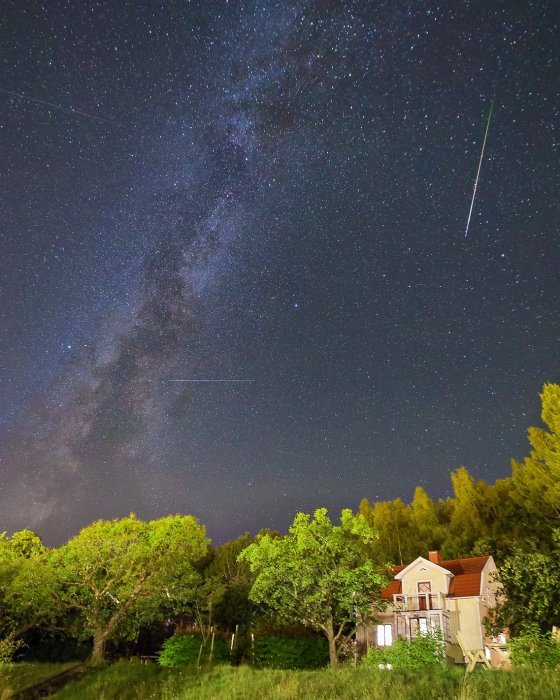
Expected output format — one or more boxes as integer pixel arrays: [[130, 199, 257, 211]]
[[377, 624, 393, 646]]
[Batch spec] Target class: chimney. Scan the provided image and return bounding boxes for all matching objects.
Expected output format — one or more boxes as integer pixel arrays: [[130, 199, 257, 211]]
[[428, 550, 442, 565]]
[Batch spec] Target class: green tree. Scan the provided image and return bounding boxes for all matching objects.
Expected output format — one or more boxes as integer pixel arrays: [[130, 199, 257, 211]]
[[0, 531, 56, 661], [486, 529, 560, 636], [49, 514, 208, 662], [238, 508, 389, 666], [359, 498, 418, 564], [441, 467, 485, 558], [511, 383, 560, 523], [202, 533, 253, 626], [409, 486, 446, 555]]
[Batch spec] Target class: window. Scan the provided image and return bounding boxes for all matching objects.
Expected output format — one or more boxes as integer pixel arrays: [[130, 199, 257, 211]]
[[376, 624, 393, 647], [410, 617, 428, 638]]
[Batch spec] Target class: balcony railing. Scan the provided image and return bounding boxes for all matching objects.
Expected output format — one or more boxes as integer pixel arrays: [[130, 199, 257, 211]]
[[393, 592, 447, 611]]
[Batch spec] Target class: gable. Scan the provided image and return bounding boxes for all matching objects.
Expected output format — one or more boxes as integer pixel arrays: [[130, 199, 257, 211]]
[[381, 554, 491, 601], [394, 557, 450, 580]]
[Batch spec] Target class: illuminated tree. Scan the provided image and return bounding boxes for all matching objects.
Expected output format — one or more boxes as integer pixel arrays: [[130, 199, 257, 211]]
[[0, 531, 56, 661], [49, 514, 208, 661], [511, 383, 560, 523], [239, 508, 389, 666]]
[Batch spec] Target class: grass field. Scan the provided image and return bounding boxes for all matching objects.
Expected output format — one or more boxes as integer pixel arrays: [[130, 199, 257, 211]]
[[0, 662, 77, 696], [2, 662, 559, 699]]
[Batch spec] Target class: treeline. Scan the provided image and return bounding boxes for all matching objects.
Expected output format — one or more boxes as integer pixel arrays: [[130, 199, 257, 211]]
[[1, 384, 559, 665], [359, 383, 560, 567]]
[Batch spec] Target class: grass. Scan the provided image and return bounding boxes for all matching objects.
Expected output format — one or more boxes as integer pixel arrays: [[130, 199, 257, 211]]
[[47, 662, 560, 700], [0, 661, 77, 697], [2, 661, 559, 699]]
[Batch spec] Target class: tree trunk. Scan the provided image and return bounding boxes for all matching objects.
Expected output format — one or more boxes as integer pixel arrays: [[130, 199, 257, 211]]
[[325, 617, 338, 666], [92, 629, 107, 662], [328, 635, 338, 666]]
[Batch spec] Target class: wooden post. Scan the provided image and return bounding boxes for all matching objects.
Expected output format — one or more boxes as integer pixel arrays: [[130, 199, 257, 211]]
[[196, 641, 204, 668]]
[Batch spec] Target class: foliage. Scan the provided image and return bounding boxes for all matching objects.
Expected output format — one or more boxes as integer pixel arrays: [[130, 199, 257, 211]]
[[239, 508, 389, 666], [0, 530, 57, 659], [158, 633, 230, 666], [197, 533, 257, 631], [48, 514, 209, 661], [253, 634, 329, 669], [486, 529, 560, 635], [0, 633, 26, 664], [508, 625, 560, 670], [362, 628, 446, 671], [511, 383, 560, 523]]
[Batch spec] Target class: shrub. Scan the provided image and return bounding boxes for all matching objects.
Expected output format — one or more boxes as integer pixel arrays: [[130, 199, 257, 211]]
[[509, 625, 560, 670], [253, 635, 329, 669], [362, 629, 446, 671], [0, 633, 25, 664], [157, 634, 230, 667]]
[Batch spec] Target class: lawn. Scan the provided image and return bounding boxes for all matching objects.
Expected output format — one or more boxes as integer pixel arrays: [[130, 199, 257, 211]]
[[42, 662, 560, 700]]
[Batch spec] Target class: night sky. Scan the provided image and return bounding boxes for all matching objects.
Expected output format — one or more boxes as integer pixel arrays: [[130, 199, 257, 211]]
[[1, 1, 559, 546]]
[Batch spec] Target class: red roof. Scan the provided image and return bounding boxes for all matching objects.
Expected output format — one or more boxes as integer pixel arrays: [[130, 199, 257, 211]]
[[381, 555, 489, 600]]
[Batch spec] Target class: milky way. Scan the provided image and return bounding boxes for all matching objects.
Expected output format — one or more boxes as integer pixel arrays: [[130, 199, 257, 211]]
[[1, 1, 559, 544]]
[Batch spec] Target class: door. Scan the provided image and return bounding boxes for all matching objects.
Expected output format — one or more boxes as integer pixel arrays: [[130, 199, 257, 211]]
[[417, 581, 431, 610]]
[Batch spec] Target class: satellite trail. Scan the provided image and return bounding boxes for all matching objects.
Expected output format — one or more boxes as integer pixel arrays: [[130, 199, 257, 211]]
[[464, 98, 495, 237]]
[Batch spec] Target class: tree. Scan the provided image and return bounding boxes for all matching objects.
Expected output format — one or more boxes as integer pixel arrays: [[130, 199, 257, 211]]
[[486, 529, 560, 636], [359, 498, 418, 564], [202, 533, 256, 631], [511, 383, 560, 524], [238, 508, 389, 666], [48, 514, 209, 661], [442, 467, 485, 558], [0, 531, 56, 661], [409, 486, 446, 555]]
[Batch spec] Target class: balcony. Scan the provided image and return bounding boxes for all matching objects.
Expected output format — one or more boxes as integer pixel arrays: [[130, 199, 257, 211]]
[[393, 592, 447, 612]]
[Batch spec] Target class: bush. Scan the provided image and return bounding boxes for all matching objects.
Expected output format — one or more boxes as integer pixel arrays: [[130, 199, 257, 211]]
[[253, 634, 329, 669], [157, 634, 230, 667], [509, 625, 560, 669], [0, 633, 25, 664], [362, 629, 446, 671]]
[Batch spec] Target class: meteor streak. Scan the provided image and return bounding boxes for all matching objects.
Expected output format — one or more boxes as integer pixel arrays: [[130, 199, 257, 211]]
[[140, 379, 254, 383], [464, 98, 495, 237], [0, 88, 114, 124], [166, 379, 254, 383]]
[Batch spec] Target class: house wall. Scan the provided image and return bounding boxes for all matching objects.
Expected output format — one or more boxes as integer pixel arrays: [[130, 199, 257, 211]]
[[446, 596, 483, 649], [479, 558, 509, 668]]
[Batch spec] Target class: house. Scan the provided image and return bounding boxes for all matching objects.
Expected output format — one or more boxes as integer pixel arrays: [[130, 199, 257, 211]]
[[357, 550, 508, 668]]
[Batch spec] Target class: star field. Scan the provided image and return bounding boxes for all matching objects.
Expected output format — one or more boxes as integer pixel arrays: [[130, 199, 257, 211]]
[[1, 0, 559, 544]]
